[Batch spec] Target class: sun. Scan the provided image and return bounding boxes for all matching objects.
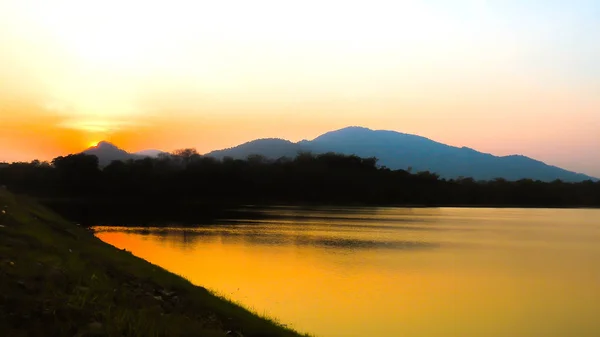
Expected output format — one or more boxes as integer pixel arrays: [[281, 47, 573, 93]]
[[88, 141, 100, 148]]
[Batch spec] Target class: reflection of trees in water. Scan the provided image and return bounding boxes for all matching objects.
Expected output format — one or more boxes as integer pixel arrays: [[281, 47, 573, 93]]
[[233, 206, 444, 227], [138, 228, 152, 236], [118, 225, 441, 251], [94, 206, 455, 251]]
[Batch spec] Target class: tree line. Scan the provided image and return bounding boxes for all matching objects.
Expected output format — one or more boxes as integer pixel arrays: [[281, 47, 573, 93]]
[[0, 150, 599, 207]]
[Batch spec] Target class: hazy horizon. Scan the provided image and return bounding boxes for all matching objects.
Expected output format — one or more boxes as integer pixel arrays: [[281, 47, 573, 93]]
[[1, 0, 599, 177]]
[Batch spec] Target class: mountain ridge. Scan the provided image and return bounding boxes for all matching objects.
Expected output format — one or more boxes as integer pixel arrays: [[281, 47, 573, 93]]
[[80, 127, 597, 182], [205, 126, 596, 182], [81, 142, 163, 166]]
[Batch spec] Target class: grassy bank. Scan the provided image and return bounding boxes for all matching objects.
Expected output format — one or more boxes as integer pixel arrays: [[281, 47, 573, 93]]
[[0, 189, 308, 337]]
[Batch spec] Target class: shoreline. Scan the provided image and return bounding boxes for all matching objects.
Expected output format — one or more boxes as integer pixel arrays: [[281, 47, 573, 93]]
[[0, 190, 308, 337], [35, 197, 600, 228], [38, 196, 600, 209]]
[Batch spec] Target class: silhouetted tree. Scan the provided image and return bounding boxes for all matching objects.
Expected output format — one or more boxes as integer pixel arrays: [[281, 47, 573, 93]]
[[51, 154, 101, 195], [0, 152, 598, 207]]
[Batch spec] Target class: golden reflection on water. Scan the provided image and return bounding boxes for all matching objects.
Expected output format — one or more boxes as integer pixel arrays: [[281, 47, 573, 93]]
[[95, 207, 600, 337]]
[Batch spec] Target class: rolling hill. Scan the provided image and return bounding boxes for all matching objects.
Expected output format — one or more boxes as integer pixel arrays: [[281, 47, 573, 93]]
[[205, 127, 596, 182]]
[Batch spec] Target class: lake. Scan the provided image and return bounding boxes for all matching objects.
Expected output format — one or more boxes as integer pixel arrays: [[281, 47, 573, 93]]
[[94, 207, 600, 337]]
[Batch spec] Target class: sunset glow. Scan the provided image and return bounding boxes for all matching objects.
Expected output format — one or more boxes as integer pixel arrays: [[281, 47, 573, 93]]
[[0, 0, 599, 176]]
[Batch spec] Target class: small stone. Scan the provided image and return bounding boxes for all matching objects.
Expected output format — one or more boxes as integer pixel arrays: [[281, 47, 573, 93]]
[[87, 321, 104, 335], [89, 322, 102, 329], [159, 289, 175, 297], [153, 295, 163, 301]]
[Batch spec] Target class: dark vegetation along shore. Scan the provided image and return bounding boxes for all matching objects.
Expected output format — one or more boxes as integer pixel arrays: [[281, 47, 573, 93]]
[[0, 188, 307, 337], [1, 150, 599, 209]]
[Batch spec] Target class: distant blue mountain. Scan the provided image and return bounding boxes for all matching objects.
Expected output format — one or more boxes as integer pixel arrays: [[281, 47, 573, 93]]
[[134, 149, 168, 158], [205, 126, 597, 182], [207, 138, 298, 160]]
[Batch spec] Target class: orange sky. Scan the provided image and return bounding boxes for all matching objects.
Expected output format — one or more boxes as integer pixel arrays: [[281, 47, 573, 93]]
[[1, 0, 599, 176]]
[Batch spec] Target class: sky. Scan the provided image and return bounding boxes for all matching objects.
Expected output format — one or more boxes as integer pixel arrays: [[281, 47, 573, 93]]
[[0, 0, 599, 176]]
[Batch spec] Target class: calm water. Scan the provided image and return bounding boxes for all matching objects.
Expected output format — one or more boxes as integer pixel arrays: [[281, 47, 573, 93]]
[[94, 207, 600, 337]]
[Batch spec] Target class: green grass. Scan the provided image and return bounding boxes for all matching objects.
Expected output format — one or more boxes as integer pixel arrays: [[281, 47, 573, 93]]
[[0, 188, 310, 337]]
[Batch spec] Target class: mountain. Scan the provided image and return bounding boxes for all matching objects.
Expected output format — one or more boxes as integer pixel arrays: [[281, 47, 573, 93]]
[[207, 138, 301, 160], [82, 141, 137, 166], [134, 149, 167, 158], [205, 126, 597, 182], [82, 142, 168, 165]]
